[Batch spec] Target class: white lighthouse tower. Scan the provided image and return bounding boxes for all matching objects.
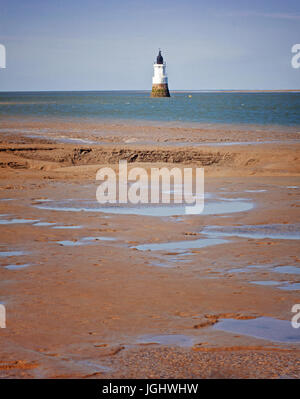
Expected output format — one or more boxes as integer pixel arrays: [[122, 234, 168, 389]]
[[151, 50, 170, 97]]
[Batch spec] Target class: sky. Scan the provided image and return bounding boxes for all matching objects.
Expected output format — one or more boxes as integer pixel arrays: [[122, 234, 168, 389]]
[[0, 0, 299, 91]]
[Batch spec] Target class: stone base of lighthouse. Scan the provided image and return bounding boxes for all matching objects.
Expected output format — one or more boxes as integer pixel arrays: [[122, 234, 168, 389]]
[[151, 83, 170, 97]]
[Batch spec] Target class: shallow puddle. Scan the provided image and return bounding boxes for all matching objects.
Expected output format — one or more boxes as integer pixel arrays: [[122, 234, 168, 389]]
[[273, 266, 300, 275], [250, 280, 281, 286], [135, 238, 227, 252], [149, 262, 173, 268], [33, 198, 253, 217], [279, 283, 300, 291], [0, 218, 39, 225], [4, 264, 31, 270], [57, 240, 82, 247], [81, 236, 116, 242], [75, 359, 112, 373], [227, 265, 266, 273], [203, 224, 300, 240], [149, 257, 191, 268], [34, 222, 57, 227], [52, 225, 82, 229], [138, 334, 195, 347], [249, 279, 300, 291], [214, 317, 300, 343], [0, 251, 27, 257]]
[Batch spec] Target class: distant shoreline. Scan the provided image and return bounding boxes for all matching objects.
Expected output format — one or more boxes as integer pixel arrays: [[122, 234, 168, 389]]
[[0, 89, 300, 94], [171, 89, 300, 93]]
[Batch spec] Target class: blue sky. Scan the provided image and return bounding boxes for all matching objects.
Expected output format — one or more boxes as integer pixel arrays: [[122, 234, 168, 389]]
[[0, 0, 299, 90]]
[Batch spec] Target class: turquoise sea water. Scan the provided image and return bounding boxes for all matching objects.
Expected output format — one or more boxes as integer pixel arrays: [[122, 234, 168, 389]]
[[0, 91, 299, 126]]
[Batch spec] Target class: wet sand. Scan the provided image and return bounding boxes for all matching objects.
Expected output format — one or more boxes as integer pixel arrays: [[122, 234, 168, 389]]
[[0, 124, 300, 378]]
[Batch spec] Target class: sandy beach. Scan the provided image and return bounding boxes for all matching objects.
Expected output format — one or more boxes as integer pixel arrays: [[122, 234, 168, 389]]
[[0, 120, 299, 378]]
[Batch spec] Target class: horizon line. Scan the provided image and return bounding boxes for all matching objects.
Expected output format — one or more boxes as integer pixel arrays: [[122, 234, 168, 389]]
[[1, 89, 300, 93]]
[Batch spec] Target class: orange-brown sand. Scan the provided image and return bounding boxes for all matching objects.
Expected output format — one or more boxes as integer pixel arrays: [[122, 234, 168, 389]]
[[0, 125, 299, 378]]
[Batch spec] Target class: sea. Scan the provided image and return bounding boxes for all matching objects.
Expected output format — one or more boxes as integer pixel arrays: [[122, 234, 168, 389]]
[[0, 91, 299, 127]]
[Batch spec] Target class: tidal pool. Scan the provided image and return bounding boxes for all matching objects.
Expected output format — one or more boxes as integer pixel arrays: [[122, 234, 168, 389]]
[[227, 265, 266, 273], [0, 218, 39, 225], [34, 222, 57, 227], [279, 283, 300, 291], [81, 236, 116, 242], [0, 251, 27, 257], [33, 198, 253, 217], [4, 263, 31, 270], [250, 280, 281, 286], [202, 224, 300, 240], [149, 256, 192, 268], [52, 225, 82, 229], [273, 266, 300, 275], [57, 240, 82, 247], [214, 317, 300, 343], [135, 238, 227, 252]]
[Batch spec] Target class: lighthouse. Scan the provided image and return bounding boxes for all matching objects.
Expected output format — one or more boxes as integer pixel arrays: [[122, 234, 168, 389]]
[[151, 50, 170, 97]]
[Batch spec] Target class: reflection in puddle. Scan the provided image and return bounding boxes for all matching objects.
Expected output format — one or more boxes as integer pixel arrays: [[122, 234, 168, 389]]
[[203, 224, 300, 240], [4, 264, 31, 270], [214, 317, 300, 343], [33, 198, 253, 217], [273, 266, 300, 275], [135, 238, 227, 252], [138, 334, 195, 347]]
